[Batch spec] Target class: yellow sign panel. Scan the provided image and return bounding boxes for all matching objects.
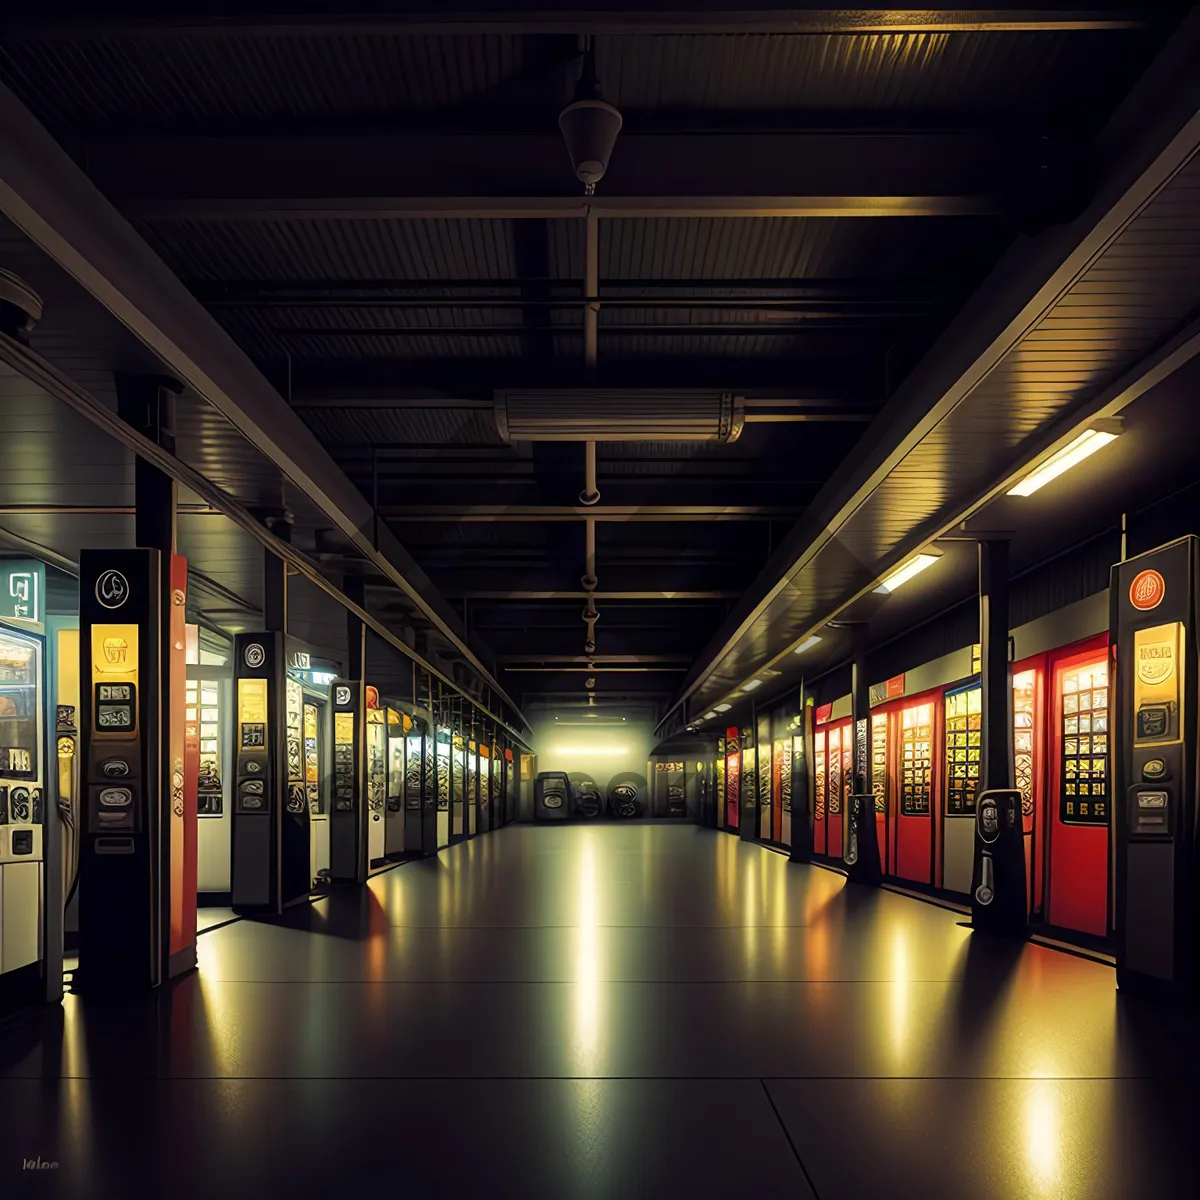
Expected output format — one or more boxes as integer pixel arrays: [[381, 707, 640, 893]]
[[335, 712, 355, 745], [1137, 639, 1175, 685], [238, 678, 268, 724], [92, 624, 138, 678]]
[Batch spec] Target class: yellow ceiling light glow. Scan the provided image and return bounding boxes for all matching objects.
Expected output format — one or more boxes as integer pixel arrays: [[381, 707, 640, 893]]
[[874, 552, 940, 595], [1006, 428, 1119, 497], [741, 679, 763, 693], [714, 702, 732, 713], [551, 745, 629, 756], [794, 635, 822, 655]]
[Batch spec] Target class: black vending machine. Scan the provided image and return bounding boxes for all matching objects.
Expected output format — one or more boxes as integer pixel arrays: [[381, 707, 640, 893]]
[[1112, 537, 1200, 998], [329, 678, 367, 883], [77, 549, 161, 988]]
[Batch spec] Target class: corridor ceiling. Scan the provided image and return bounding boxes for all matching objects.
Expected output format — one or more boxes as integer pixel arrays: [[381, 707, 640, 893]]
[[0, 3, 1190, 719]]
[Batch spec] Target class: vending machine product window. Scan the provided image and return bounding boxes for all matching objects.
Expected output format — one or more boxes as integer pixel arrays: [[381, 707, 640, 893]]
[[944, 684, 981, 815], [871, 715, 888, 814], [433, 731, 449, 812], [724, 727, 740, 829], [366, 707, 387, 816], [333, 711, 356, 811], [303, 702, 321, 814], [1059, 660, 1109, 825], [1013, 670, 1037, 826], [827, 728, 842, 816], [285, 679, 305, 814], [452, 736, 466, 834], [814, 731, 826, 822], [900, 703, 933, 816], [387, 713, 405, 811], [0, 630, 40, 784], [193, 678, 224, 815]]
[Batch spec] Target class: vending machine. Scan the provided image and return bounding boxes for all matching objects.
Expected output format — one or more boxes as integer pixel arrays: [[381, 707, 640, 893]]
[[407, 714, 433, 855], [1112, 538, 1200, 996], [77, 549, 191, 988], [365, 686, 387, 866], [329, 678, 366, 883], [0, 594, 51, 1010], [385, 709, 406, 858]]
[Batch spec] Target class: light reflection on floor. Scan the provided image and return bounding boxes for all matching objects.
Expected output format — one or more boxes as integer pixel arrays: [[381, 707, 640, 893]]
[[4, 824, 1199, 1198]]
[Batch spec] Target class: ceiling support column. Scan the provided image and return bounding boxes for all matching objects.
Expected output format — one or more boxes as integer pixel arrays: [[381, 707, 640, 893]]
[[846, 623, 883, 886]]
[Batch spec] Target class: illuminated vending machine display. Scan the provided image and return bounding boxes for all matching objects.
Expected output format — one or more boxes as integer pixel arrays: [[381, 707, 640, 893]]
[[505, 750, 515, 825], [724, 727, 740, 830], [943, 682, 981, 893], [329, 679, 365, 883], [467, 740, 479, 835], [894, 701, 934, 884], [479, 743, 492, 832], [232, 637, 273, 908], [0, 616, 47, 1000], [451, 733, 465, 838], [365, 686, 387, 866], [384, 709, 406, 858], [304, 700, 329, 887], [403, 714, 430, 855]]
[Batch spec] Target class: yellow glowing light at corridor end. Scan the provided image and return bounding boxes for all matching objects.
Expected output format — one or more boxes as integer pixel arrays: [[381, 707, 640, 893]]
[[1007, 428, 1118, 497], [552, 745, 628, 756], [874, 552, 940, 594]]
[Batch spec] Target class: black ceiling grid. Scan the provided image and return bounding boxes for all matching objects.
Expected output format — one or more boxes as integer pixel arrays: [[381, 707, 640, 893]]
[[0, 5, 1189, 729]]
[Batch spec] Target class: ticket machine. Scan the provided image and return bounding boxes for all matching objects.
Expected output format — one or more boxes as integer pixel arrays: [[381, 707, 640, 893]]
[[77, 550, 163, 987], [231, 632, 310, 911], [1112, 538, 1200, 996], [329, 678, 366, 882]]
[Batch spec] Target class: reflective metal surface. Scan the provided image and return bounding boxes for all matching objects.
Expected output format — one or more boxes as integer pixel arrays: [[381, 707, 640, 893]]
[[2, 824, 1198, 1196]]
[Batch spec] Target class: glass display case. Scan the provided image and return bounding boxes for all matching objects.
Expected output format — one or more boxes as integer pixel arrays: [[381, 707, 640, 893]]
[[0, 628, 41, 793], [901, 703, 933, 816], [1060, 660, 1109, 825], [944, 684, 981, 815], [303, 702, 321, 814]]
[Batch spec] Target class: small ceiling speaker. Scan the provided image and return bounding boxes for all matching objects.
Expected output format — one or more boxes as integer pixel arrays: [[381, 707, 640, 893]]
[[559, 43, 622, 194]]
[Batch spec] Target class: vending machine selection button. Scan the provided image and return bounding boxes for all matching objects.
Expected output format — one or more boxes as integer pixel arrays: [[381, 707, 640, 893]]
[[1142, 759, 1167, 780], [241, 779, 264, 794], [11, 829, 33, 855], [101, 759, 131, 777], [99, 787, 133, 807], [1137, 790, 1168, 808]]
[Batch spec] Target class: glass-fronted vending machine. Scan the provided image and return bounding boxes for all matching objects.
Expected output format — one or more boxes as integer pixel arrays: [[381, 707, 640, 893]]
[[385, 708, 406, 858], [365, 686, 387, 867], [0, 613, 49, 1011]]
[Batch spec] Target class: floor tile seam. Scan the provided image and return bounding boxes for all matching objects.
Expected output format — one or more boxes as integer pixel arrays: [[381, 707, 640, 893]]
[[760, 1077, 822, 1198]]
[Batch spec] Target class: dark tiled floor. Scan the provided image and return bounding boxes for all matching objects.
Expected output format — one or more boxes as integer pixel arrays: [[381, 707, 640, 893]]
[[2, 824, 1199, 1198]]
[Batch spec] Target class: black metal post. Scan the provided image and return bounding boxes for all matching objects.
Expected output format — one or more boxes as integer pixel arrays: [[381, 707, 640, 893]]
[[846, 623, 882, 885]]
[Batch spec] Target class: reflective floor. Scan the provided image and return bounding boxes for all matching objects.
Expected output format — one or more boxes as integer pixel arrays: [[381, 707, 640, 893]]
[[3, 825, 1199, 1197]]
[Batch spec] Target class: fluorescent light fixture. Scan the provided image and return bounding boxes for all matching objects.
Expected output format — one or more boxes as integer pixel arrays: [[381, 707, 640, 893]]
[[793, 635, 822, 655], [703, 711, 717, 720], [742, 679, 763, 693], [1006, 428, 1119, 497], [874, 553, 940, 595], [715, 703, 732, 713], [311, 671, 336, 686], [553, 746, 628, 756]]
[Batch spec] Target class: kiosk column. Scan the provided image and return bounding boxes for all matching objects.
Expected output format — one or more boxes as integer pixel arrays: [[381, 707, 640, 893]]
[[846, 624, 882, 885], [971, 539, 1026, 935], [77, 550, 165, 988], [1112, 536, 1199, 997]]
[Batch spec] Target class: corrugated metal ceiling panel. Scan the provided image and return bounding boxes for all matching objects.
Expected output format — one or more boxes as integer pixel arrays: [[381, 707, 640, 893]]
[[0, 30, 1157, 129], [600, 216, 1006, 280], [0, 34, 534, 128], [136, 218, 519, 281], [301, 406, 501, 446], [692, 151, 1200, 707]]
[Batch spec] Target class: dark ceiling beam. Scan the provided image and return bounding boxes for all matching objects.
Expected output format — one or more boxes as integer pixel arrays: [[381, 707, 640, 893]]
[[273, 322, 900, 337], [3, 7, 1154, 36], [496, 654, 693, 663], [91, 131, 1007, 218], [383, 504, 800, 521]]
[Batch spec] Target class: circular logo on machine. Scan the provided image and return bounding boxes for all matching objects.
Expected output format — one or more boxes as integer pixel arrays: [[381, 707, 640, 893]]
[[95, 569, 130, 610], [243, 642, 266, 668], [1130, 569, 1166, 611]]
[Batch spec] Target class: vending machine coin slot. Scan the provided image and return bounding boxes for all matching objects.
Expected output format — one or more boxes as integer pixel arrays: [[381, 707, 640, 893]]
[[11, 829, 32, 855]]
